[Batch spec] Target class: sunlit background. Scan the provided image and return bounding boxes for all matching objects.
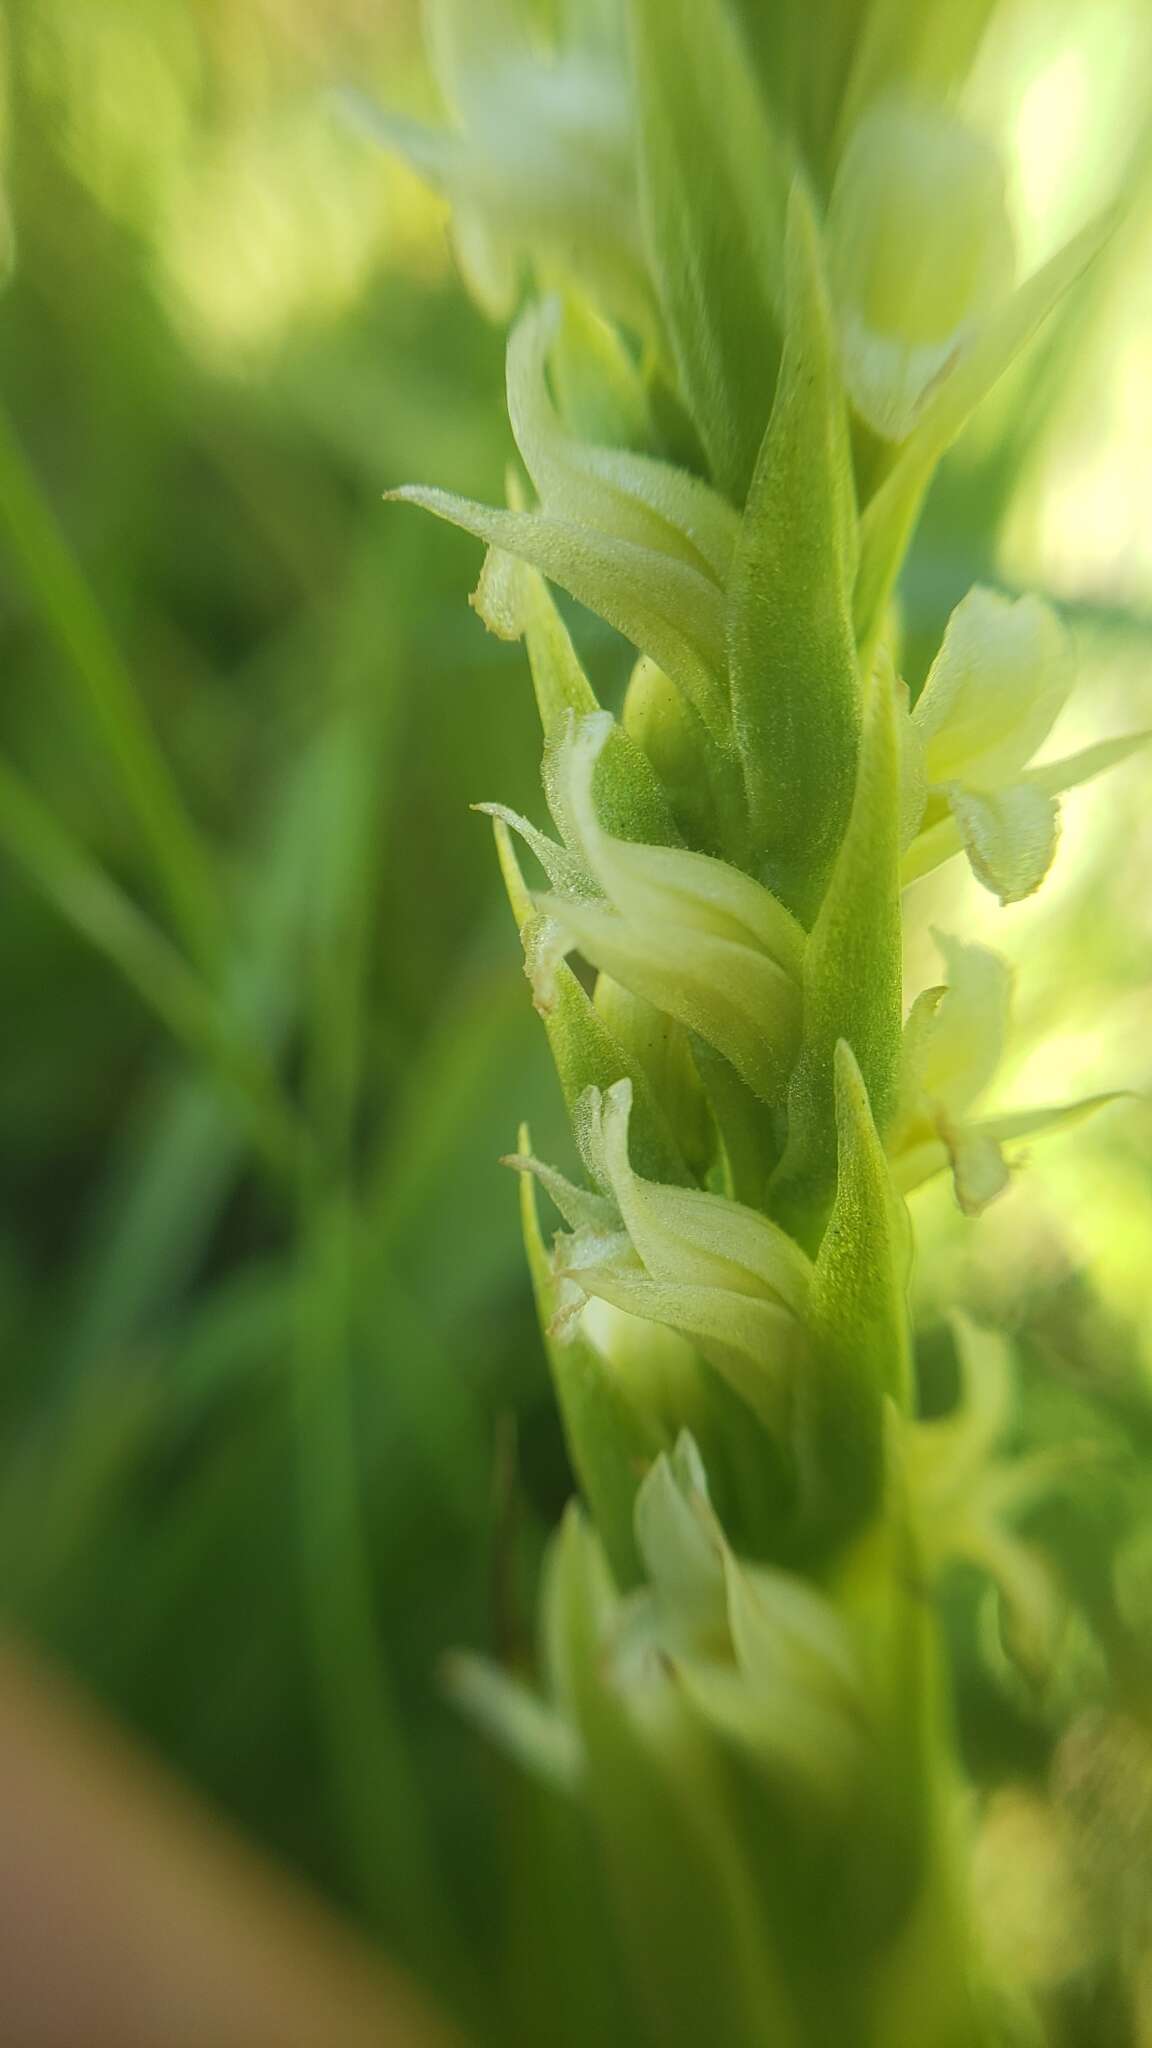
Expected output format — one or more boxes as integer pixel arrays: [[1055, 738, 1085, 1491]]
[[1, 0, 1150, 2023]]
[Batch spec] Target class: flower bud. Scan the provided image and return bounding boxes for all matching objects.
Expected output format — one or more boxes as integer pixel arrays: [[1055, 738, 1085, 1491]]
[[828, 98, 1014, 442], [903, 587, 1076, 902], [633, 1436, 729, 1656], [593, 974, 713, 1178], [624, 1437, 865, 1802], [623, 654, 721, 851], [579, 1296, 706, 1440], [888, 933, 1117, 1213]]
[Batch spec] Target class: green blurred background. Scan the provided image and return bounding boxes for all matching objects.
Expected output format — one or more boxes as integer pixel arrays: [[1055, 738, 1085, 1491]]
[[1, 0, 1152, 2024]]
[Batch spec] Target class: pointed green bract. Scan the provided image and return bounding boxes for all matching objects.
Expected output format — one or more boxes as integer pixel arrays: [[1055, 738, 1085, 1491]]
[[727, 181, 860, 921], [629, 0, 790, 502], [519, 1141, 655, 1588], [771, 664, 903, 1237], [801, 1043, 912, 1544]]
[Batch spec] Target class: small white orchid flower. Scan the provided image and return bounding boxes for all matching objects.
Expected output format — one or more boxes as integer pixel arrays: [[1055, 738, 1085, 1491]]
[[828, 98, 1015, 443], [902, 1316, 1075, 1676], [903, 587, 1148, 904], [490, 711, 807, 1105], [516, 1078, 813, 1430], [888, 932, 1119, 1214]]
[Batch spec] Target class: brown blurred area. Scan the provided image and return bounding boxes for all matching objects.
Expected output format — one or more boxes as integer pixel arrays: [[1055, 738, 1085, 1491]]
[[0, 1641, 461, 2048]]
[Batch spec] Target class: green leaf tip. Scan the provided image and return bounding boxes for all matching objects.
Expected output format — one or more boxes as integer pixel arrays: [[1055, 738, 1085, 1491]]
[[629, 0, 790, 502], [517, 1123, 654, 1589], [727, 178, 860, 922], [770, 659, 903, 1238]]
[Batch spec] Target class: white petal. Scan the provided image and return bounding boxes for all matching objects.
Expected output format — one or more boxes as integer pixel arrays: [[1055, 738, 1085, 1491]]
[[507, 300, 739, 584], [945, 779, 1060, 904], [914, 587, 1074, 789], [595, 1080, 812, 1312], [829, 100, 1014, 442]]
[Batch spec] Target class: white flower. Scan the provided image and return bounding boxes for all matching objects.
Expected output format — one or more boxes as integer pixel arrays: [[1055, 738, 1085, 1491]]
[[888, 931, 1119, 1214], [903, 587, 1147, 904]]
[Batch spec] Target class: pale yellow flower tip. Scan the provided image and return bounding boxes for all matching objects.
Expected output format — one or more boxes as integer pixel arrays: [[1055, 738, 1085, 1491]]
[[828, 97, 1015, 442], [914, 587, 1074, 792]]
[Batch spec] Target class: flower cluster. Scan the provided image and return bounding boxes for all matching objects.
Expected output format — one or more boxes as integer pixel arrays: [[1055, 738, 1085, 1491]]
[[370, 2, 1143, 2041]]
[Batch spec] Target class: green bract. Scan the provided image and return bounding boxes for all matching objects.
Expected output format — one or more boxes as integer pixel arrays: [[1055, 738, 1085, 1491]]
[[374, 3, 1141, 2041]]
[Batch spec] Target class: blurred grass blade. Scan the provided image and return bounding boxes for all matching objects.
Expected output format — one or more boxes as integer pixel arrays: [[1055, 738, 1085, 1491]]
[[293, 1186, 458, 1974], [292, 587, 464, 1982], [0, 759, 298, 1174], [59, 733, 334, 1377], [0, 400, 222, 972]]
